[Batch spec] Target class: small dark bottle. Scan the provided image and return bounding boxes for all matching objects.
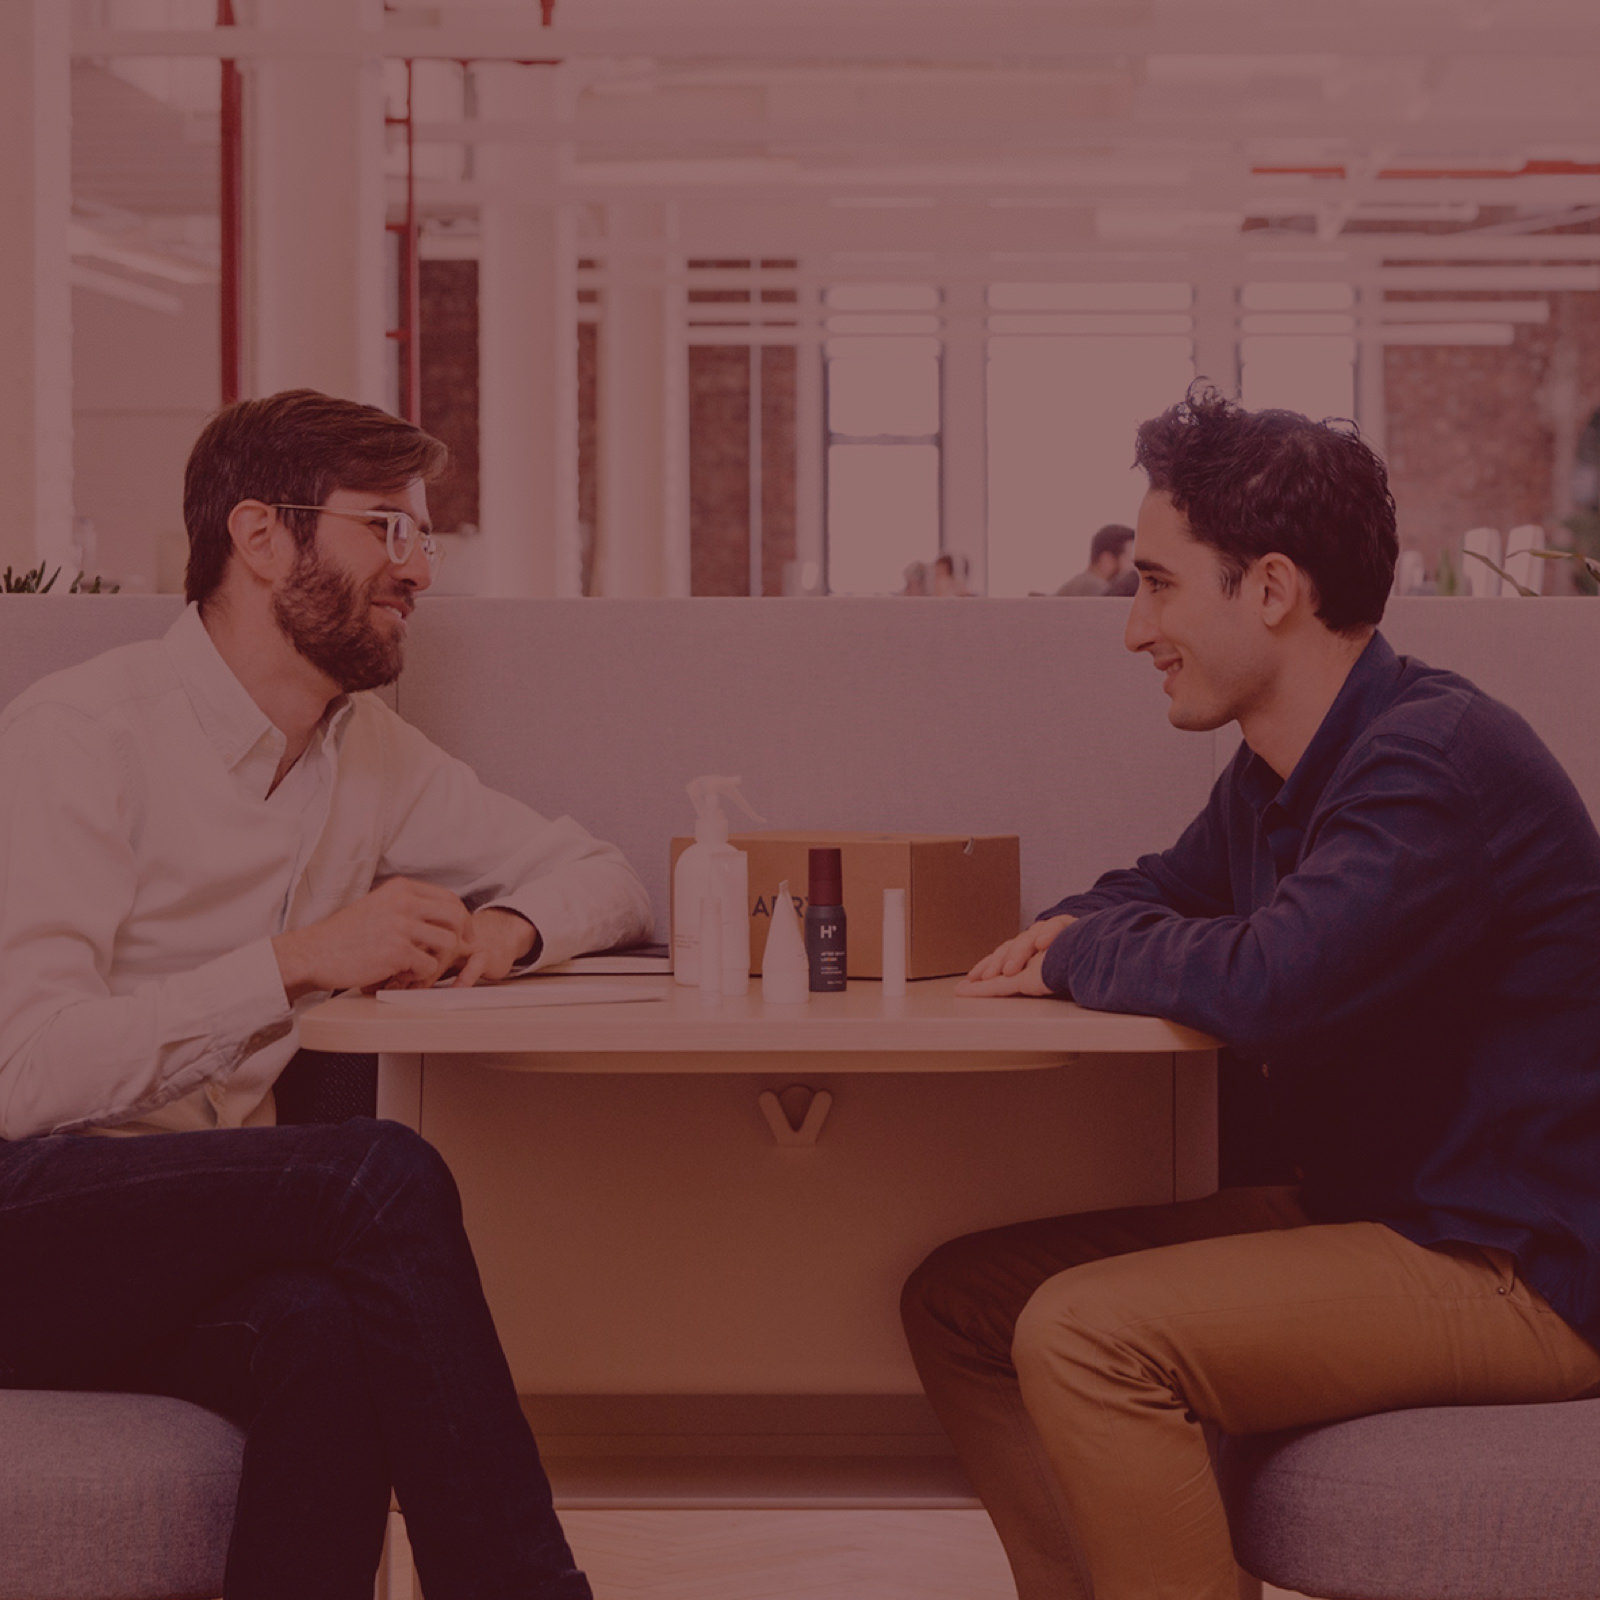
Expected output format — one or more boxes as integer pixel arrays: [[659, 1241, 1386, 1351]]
[[804, 846, 848, 992]]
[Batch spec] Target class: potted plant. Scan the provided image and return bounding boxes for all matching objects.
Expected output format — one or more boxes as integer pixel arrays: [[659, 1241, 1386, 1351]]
[[1463, 536, 1600, 597], [1, 563, 119, 594]]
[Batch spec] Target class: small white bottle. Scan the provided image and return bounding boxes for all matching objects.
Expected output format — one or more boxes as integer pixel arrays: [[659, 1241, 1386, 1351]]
[[673, 776, 765, 987], [761, 879, 810, 1004], [881, 887, 908, 999]]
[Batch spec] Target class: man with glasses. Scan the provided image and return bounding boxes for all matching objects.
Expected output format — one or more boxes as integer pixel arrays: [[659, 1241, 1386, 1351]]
[[0, 390, 651, 1599]]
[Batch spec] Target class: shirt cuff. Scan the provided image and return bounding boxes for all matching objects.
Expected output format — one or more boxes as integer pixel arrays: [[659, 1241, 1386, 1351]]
[[1039, 917, 1084, 997], [202, 938, 296, 1047], [490, 907, 544, 970], [490, 880, 644, 970]]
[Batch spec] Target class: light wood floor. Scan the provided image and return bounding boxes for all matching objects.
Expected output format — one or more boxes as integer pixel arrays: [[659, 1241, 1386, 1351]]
[[563, 1509, 1014, 1599], [558, 1509, 1319, 1599]]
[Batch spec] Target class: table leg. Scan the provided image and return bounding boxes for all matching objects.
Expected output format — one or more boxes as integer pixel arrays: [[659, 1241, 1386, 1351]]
[[1173, 1048, 1219, 1202], [377, 1053, 423, 1132]]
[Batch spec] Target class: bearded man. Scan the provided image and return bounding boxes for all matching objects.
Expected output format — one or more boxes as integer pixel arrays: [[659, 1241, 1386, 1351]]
[[0, 390, 651, 1600]]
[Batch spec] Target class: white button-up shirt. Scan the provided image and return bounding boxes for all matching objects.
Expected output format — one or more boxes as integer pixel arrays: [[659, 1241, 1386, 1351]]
[[0, 605, 651, 1139]]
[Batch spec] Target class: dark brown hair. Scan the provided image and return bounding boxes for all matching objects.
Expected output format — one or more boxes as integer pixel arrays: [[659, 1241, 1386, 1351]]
[[1134, 384, 1397, 633], [183, 390, 448, 608]]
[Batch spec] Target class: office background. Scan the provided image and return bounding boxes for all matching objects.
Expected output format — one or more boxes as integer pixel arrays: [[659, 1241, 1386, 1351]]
[[7, 0, 1600, 604]]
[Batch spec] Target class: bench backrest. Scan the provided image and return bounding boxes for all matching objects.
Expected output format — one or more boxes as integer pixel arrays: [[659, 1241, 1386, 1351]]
[[4, 595, 1597, 932]]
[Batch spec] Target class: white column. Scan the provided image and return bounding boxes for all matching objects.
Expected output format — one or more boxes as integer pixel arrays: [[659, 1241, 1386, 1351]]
[[0, 0, 72, 574], [593, 203, 674, 596], [476, 63, 576, 597], [245, 0, 388, 405], [941, 281, 988, 593]]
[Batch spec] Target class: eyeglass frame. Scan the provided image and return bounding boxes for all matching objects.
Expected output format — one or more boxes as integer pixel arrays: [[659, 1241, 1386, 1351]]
[[270, 503, 442, 578]]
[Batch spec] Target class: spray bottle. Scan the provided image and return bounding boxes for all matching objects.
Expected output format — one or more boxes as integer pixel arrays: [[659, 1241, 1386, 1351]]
[[673, 776, 766, 989]]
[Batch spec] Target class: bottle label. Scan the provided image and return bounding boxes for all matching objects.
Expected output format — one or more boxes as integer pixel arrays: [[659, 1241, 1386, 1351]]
[[805, 906, 848, 992]]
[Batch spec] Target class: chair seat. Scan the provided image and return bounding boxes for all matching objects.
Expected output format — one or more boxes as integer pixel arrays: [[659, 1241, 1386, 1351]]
[[0, 1390, 243, 1600], [1217, 1399, 1600, 1600]]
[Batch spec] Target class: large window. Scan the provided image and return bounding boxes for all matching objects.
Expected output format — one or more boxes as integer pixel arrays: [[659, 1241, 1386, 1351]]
[[824, 285, 941, 594], [1238, 282, 1357, 421], [985, 283, 1195, 597]]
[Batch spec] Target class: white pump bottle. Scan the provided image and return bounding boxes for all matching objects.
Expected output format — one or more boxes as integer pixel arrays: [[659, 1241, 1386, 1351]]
[[673, 776, 765, 989]]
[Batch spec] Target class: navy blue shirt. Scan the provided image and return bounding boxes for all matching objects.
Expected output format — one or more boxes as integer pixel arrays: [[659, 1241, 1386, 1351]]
[[1040, 632, 1600, 1346]]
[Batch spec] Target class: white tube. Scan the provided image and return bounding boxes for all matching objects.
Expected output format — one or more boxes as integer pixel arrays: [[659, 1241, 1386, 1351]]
[[761, 879, 810, 1005], [881, 887, 907, 999]]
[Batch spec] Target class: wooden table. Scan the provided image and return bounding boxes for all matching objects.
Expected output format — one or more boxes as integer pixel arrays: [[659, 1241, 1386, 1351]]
[[302, 977, 1220, 1510], [302, 971, 1216, 1084]]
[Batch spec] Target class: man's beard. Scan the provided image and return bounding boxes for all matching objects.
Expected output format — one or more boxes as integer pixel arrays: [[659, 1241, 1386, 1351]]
[[272, 542, 406, 692]]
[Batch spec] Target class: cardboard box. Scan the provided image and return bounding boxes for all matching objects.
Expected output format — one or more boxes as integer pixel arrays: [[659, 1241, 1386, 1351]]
[[669, 831, 1021, 980]]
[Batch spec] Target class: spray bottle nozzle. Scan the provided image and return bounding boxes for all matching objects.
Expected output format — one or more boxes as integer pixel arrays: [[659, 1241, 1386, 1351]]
[[686, 775, 768, 839]]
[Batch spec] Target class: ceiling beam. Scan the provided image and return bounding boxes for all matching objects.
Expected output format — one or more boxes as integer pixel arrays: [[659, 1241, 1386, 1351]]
[[68, 22, 1600, 63], [400, 171, 1600, 207], [407, 116, 1600, 154]]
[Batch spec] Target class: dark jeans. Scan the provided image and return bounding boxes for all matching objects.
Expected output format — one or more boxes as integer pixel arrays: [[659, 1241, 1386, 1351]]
[[0, 1118, 590, 1600]]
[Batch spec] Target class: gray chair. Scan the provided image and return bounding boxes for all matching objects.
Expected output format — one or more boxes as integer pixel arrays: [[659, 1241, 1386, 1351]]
[[0, 1390, 242, 1600], [1218, 1399, 1600, 1599]]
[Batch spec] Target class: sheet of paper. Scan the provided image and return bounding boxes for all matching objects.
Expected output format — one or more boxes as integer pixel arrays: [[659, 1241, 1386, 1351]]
[[372, 979, 664, 1010], [539, 953, 673, 975]]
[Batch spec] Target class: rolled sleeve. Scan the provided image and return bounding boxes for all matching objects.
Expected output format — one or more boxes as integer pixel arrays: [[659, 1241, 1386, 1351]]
[[369, 709, 653, 964]]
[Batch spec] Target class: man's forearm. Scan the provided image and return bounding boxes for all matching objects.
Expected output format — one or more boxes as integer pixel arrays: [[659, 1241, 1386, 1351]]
[[0, 942, 293, 1139]]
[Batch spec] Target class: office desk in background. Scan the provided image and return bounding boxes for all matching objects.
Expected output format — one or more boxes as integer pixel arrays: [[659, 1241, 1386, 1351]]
[[302, 978, 1220, 1509]]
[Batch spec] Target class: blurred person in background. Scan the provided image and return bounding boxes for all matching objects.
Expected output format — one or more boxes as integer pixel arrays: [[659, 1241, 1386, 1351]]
[[1055, 522, 1135, 595]]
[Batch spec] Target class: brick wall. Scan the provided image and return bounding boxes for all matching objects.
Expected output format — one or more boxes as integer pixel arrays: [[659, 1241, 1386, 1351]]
[[1384, 289, 1600, 573], [686, 345, 797, 597], [418, 259, 478, 534]]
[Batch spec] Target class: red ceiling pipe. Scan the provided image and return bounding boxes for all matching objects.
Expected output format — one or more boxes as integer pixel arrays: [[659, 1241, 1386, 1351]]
[[218, 0, 243, 405]]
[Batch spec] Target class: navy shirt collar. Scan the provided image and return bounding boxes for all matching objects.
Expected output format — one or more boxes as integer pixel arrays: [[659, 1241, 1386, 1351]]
[[1238, 632, 1401, 882], [1239, 630, 1400, 827]]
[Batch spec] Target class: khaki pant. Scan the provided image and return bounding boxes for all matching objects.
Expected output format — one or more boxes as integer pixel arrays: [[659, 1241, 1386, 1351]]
[[900, 1187, 1600, 1600]]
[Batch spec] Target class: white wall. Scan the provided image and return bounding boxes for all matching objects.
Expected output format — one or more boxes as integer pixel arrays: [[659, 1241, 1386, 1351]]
[[71, 282, 218, 592]]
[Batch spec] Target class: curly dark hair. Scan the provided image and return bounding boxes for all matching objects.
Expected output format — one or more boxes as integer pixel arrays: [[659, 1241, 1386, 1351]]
[[1133, 383, 1397, 634], [183, 390, 448, 609]]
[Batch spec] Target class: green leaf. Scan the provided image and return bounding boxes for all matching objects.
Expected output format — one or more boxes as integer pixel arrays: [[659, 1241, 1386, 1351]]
[[1461, 547, 1539, 597]]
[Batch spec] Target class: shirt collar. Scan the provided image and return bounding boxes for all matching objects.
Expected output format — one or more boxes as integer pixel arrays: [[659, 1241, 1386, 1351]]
[[162, 603, 355, 775], [1239, 630, 1402, 824]]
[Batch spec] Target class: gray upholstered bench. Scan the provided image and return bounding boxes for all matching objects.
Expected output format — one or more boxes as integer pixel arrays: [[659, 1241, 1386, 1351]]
[[0, 1390, 242, 1600], [0, 1062, 377, 1600], [1218, 1399, 1600, 1599]]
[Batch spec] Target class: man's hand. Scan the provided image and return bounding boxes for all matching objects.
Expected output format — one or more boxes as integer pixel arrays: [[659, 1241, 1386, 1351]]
[[443, 907, 539, 989], [954, 914, 1076, 998], [272, 878, 483, 1001]]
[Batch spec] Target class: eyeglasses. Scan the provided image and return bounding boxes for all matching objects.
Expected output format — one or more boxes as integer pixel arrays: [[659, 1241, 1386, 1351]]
[[271, 504, 442, 578]]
